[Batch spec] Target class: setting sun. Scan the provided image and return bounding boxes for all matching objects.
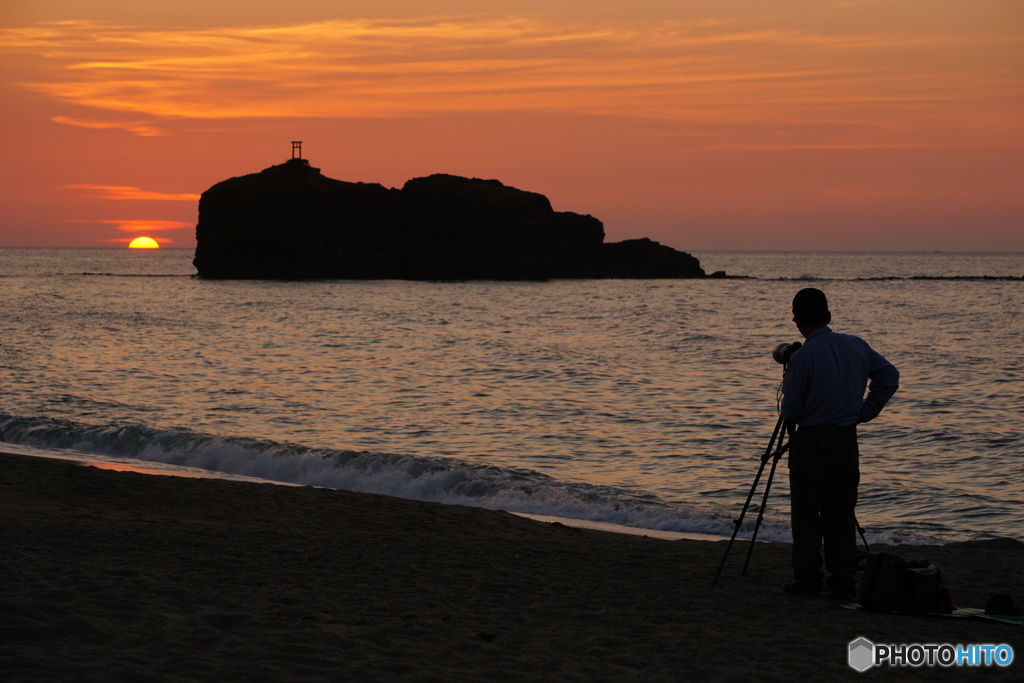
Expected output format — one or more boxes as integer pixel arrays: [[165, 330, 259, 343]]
[[1, 1, 1021, 252], [128, 236, 160, 249]]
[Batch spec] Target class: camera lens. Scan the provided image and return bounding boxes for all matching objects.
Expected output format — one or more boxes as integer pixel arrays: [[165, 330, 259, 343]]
[[773, 341, 802, 365]]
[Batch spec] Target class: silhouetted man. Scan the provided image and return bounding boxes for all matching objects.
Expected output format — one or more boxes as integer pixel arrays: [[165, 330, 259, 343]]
[[780, 288, 899, 598]]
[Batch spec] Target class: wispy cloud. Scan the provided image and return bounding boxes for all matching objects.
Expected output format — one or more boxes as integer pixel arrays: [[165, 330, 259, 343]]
[[4, 13, 1021, 148], [68, 184, 200, 201], [71, 219, 193, 232], [51, 115, 168, 137]]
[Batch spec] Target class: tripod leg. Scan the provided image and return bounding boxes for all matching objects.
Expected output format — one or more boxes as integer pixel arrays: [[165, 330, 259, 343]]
[[712, 415, 784, 586], [740, 454, 779, 575], [855, 516, 870, 552], [741, 429, 790, 576], [712, 457, 768, 586]]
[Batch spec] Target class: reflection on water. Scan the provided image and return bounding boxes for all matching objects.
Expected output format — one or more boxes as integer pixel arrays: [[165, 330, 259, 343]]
[[1, 249, 1021, 542]]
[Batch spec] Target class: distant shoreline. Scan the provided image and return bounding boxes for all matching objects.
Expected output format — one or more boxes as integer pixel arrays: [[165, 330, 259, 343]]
[[3, 246, 1024, 255]]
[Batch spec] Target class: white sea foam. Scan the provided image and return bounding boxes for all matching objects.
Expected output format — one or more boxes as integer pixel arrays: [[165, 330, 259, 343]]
[[0, 414, 945, 546], [0, 413, 782, 540]]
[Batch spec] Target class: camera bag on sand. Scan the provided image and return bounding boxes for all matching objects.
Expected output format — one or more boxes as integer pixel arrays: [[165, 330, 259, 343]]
[[857, 552, 951, 614]]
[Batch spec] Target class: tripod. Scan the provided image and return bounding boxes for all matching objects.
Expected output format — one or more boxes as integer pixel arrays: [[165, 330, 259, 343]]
[[712, 413, 791, 586], [711, 415, 872, 586]]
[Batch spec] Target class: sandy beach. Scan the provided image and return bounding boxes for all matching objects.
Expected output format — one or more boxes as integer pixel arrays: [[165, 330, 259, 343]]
[[1, 452, 1020, 681]]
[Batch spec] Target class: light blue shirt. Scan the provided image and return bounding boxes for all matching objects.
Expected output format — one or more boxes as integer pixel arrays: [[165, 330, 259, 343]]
[[780, 326, 899, 427]]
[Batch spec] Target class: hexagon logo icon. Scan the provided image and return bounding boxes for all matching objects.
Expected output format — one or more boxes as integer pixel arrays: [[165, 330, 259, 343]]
[[848, 637, 875, 672]]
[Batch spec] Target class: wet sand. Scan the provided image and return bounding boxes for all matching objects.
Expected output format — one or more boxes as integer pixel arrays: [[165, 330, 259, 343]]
[[1, 452, 1020, 681]]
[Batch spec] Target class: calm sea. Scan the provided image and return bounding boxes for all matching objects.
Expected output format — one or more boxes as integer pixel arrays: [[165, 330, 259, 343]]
[[1, 248, 1021, 544]]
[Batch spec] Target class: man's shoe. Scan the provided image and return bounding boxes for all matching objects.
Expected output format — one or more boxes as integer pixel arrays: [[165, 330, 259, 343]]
[[783, 580, 822, 597], [825, 575, 857, 600]]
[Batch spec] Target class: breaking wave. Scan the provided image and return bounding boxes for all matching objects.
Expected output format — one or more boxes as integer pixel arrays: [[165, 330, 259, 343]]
[[1, 412, 796, 541]]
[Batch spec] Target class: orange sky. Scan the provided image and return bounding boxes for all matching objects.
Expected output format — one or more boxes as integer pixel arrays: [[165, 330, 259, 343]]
[[1, 1, 1022, 251]]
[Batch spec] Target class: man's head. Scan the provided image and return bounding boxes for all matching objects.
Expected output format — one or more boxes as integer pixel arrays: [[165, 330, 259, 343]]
[[792, 287, 831, 337]]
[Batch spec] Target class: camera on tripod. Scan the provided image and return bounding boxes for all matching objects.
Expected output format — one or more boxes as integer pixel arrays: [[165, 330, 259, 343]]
[[772, 341, 802, 365]]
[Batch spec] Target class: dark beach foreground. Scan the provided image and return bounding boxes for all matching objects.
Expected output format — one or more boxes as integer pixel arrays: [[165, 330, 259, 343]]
[[1, 452, 1020, 681]]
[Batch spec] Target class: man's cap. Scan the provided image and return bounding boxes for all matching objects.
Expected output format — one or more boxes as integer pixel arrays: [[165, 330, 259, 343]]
[[792, 287, 830, 323]]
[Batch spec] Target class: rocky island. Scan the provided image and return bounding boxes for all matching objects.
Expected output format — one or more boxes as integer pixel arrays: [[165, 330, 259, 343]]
[[193, 157, 709, 280]]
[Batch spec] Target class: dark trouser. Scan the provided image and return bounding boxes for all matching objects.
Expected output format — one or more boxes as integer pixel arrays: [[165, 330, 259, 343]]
[[788, 424, 860, 585]]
